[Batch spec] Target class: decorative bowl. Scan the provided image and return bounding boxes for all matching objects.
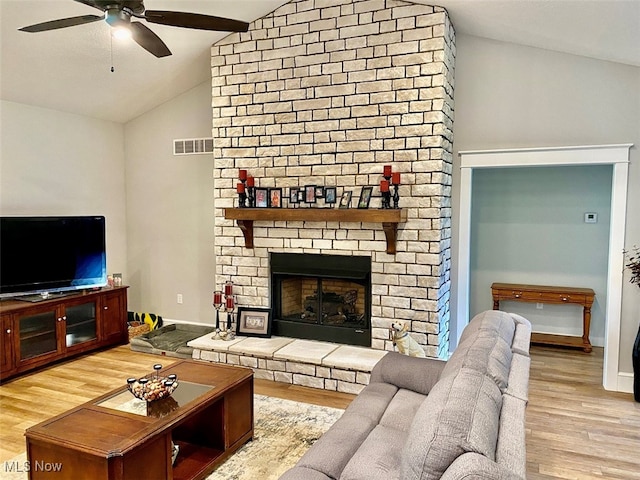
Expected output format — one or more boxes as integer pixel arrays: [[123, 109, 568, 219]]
[[127, 371, 178, 402]]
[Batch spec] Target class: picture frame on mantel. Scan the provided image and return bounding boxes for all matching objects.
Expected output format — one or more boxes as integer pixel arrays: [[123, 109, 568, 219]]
[[269, 188, 282, 208], [325, 186, 337, 205], [339, 191, 352, 209], [358, 186, 373, 209], [236, 307, 272, 338], [255, 188, 268, 208]]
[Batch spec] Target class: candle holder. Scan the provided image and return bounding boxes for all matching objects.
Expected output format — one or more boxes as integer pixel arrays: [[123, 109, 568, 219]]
[[238, 191, 247, 208], [212, 290, 224, 340], [223, 281, 235, 340], [224, 301, 236, 341], [382, 190, 391, 209], [391, 172, 401, 209], [248, 186, 255, 208], [392, 184, 400, 209]]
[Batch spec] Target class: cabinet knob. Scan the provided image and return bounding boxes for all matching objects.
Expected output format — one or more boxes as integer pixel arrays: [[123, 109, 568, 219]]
[[103, 306, 109, 310], [5, 329, 10, 334], [561, 297, 568, 302], [57, 317, 62, 322]]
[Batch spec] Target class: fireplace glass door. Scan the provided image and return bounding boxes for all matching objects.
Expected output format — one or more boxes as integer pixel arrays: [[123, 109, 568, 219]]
[[271, 253, 371, 346]]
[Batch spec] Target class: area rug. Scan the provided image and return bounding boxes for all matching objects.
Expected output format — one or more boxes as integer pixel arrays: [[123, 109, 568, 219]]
[[1, 395, 343, 480]]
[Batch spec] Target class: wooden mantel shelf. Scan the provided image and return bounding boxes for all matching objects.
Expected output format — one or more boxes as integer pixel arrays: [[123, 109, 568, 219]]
[[224, 208, 407, 254]]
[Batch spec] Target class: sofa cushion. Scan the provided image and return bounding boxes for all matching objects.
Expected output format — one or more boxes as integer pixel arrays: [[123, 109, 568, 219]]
[[459, 310, 516, 346], [496, 394, 527, 478], [440, 452, 524, 480], [346, 382, 399, 422], [294, 413, 378, 479], [279, 466, 332, 480], [340, 425, 404, 480], [505, 353, 530, 402], [293, 382, 398, 479], [401, 368, 503, 480], [441, 331, 513, 391], [379, 388, 427, 432]]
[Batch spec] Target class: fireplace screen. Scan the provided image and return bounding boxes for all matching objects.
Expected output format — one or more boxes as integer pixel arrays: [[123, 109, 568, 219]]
[[271, 253, 371, 346]]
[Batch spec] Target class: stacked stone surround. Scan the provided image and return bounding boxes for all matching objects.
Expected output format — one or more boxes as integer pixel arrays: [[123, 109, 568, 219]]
[[212, 0, 455, 359]]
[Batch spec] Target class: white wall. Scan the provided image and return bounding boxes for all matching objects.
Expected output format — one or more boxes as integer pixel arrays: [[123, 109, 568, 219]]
[[451, 34, 640, 374], [0, 100, 128, 277], [470, 165, 612, 346], [124, 81, 215, 324]]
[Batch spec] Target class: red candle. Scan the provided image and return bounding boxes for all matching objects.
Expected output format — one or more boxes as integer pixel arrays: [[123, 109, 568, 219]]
[[224, 282, 233, 296], [239, 169, 247, 181], [226, 296, 234, 310], [246, 176, 255, 187], [237, 182, 245, 193], [392, 172, 401, 185], [213, 291, 222, 305], [380, 180, 389, 192], [383, 165, 392, 178]]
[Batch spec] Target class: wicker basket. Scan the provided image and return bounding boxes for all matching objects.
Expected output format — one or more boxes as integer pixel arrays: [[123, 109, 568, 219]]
[[128, 321, 150, 341]]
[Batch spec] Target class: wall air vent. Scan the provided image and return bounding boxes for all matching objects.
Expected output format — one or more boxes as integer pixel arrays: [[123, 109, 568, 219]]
[[173, 138, 214, 155]]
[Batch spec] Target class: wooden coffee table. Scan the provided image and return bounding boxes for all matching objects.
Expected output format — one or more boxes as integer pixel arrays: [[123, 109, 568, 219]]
[[25, 360, 253, 480]]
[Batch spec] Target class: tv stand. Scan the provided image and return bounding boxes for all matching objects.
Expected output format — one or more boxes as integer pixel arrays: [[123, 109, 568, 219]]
[[16, 290, 86, 303], [1, 286, 128, 381]]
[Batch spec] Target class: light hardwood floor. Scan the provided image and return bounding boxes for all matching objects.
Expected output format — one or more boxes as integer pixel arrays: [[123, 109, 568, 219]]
[[1, 344, 639, 479]]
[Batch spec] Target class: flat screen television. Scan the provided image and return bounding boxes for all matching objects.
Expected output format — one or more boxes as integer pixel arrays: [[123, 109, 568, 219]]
[[0, 216, 107, 301]]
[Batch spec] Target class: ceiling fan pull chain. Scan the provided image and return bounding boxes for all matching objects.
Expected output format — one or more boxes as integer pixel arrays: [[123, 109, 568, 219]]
[[110, 31, 115, 73]]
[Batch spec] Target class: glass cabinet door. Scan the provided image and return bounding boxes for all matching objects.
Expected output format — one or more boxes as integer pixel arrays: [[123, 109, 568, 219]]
[[65, 302, 97, 347], [20, 311, 57, 360]]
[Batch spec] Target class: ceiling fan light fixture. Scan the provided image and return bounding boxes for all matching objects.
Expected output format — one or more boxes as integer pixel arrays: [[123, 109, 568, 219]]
[[112, 26, 131, 40], [105, 7, 131, 28]]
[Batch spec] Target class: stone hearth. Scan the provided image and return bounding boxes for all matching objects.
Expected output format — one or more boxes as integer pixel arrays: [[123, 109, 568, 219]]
[[188, 334, 388, 394]]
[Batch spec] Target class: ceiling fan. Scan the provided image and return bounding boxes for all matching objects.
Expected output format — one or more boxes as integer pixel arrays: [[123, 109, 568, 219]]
[[19, 0, 250, 58]]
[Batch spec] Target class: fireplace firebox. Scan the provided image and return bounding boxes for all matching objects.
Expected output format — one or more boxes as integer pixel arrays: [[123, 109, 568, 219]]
[[271, 253, 371, 346]]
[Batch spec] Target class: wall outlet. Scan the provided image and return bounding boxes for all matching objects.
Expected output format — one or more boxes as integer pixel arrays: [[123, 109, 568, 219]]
[[177, 293, 183, 304], [536, 303, 543, 309], [584, 212, 598, 223]]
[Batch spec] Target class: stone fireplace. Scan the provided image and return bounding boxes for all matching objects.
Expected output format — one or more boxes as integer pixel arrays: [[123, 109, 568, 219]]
[[212, 0, 455, 359]]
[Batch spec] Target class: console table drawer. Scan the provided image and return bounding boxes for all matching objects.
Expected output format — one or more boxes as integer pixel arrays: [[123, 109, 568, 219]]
[[496, 290, 588, 304]]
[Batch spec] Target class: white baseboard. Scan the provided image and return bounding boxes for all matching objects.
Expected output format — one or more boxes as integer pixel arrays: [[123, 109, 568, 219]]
[[162, 318, 214, 328], [617, 372, 635, 394]]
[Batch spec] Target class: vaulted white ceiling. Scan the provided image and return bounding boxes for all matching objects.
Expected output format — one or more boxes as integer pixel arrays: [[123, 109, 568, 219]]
[[1, 0, 638, 124]]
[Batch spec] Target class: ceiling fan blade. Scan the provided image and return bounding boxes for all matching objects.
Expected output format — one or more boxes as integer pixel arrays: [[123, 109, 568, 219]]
[[143, 10, 249, 32], [130, 22, 171, 58], [19, 15, 103, 33], [73, 0, 105, 12]]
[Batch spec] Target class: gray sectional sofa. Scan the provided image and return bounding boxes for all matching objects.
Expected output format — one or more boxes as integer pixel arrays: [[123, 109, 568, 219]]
[[279, 310, 532, 480]]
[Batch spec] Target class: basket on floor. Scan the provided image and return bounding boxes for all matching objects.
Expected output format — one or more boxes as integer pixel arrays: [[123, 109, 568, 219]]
[[128, 321, 150, 341]]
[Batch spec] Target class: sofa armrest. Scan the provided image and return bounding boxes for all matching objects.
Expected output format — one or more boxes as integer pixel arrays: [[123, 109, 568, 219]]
[[440, 452, 525, 480], [370, 352, 446, 396]]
